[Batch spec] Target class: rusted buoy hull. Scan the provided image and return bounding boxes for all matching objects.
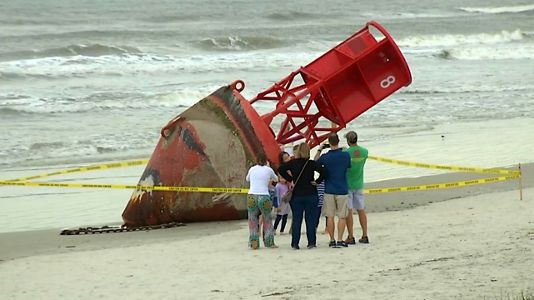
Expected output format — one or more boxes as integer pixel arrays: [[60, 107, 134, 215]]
[[122, 84, 280, 226]]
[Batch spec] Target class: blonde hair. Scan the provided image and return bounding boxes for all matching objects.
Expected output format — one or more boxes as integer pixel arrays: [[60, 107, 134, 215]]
[[296, 142, 310, 159], [292, 144, 300, 159]]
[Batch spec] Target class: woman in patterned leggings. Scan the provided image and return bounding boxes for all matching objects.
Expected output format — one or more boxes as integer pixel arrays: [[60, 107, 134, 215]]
[[245, 153, 279, 249]]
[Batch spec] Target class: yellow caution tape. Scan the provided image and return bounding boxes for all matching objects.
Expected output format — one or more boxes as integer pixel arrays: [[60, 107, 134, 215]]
[[7, 155, 519, 185], [9, 159, 150, 182], [0, 180, 248, 194], [1, 155, 522, 195], [364, 175, 519, 194], [0, 175, 519, 194], [368, 155, 520, 175]]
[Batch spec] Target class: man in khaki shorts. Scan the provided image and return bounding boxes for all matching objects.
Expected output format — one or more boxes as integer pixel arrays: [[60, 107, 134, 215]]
[[344, 131, 369, 244], [316, 133, 351, 248]]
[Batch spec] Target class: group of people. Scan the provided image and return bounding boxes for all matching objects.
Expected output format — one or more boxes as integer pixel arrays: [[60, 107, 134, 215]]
[[245, 131, 369, 250]]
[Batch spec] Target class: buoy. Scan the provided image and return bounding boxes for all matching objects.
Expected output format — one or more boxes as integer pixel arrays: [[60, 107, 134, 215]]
[[122, 21, 412, 226]]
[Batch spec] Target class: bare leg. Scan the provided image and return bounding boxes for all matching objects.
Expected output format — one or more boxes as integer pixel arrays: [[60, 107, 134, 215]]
[[346, 208, 354, 239], [357, 209, 368, 237], [337, 218, 346, 242], [326, 216, 335, 241]]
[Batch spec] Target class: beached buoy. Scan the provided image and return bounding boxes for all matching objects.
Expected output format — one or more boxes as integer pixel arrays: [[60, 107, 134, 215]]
[[122, 83, 281, 226], [121, 21, 412, 226]]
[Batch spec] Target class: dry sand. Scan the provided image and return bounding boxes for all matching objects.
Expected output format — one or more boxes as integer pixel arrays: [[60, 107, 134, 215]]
[[1, 167, 533, 299]]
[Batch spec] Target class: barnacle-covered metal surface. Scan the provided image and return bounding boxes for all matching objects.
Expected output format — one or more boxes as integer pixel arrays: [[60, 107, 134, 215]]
[[122, 84, 280, 226]]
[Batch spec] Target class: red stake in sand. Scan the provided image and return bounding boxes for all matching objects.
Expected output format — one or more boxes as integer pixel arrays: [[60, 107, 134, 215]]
[[121, 21, 412, 226]]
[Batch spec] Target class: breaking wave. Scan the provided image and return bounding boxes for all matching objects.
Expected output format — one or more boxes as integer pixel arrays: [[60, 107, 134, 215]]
[[397, 29, 534, 60], [0, 49, 317, 81], [195, 36, 287, 51], [265, 11, 317, 21], [2, 29, 157, 40], [434, 45, 534, 60], [397, 29, 525, 48], [459, 4, 534, 14], [143, 13, 199, 23], [434, 50, 453, 60], [0, 44, 142, 62], [4, 138, 154, 169], [401, 85, 534, 95], [0, 88, 211, 115], [360, 11, 460, 20], [0, 71, 26, 80], [0, 107, 34, 116], [29, 142, 66, 151]]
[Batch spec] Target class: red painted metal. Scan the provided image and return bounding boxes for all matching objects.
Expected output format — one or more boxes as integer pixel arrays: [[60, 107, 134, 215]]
[[122, 21, 411, 226], [122, 83, 280, 226], [250, 21, 412, 148]]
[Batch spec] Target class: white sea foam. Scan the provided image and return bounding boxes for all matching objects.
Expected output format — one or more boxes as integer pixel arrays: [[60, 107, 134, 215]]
[[438, 44, 534, 60], [0, 50, 319, 80], [401, 83, 534, 95], [397, 29, 525, 48], [0, 43, 141, 62], [196, 36, 287, 51], [0, 87, 213, 114], [459, 4, 534, 14], [360, 11, 461, 20], [397, 29, 534, 61], [0, 28, 530, 81]]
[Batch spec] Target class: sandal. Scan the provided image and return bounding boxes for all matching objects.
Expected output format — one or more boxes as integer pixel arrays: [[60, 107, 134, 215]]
[[336, 240, 348, 247]]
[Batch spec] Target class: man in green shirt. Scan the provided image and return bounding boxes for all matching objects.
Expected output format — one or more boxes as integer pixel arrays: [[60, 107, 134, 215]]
[[344, 131, 369, 244]]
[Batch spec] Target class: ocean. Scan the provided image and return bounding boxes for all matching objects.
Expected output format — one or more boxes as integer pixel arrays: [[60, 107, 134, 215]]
[[1, 0, 533, 232]]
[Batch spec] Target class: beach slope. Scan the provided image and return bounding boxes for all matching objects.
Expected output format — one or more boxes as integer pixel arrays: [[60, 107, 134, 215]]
[[1, 186, 533, 299]]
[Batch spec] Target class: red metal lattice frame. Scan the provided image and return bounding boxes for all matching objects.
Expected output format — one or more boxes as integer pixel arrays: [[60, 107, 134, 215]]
[[249, 21, 412, 149], [250, 70, 341, 149]]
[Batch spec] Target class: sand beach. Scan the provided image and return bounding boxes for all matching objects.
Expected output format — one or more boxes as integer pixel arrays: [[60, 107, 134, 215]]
[[1, 165, 532, 299]]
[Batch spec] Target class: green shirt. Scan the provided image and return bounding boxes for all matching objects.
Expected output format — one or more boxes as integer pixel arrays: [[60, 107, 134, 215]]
[[345, 145, 368, 190]]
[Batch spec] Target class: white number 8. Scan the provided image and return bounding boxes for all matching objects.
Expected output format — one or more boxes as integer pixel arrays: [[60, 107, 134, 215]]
[[380, 75, 396, 89]]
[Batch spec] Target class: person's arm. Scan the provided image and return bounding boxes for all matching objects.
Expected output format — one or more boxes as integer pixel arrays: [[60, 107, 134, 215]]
[[314, 143, 328, 161], [278, 161, 293, 182], [246, 168, 251, 182], [275, 184, 283, 204], [314, 148, 322, 161], [269, 168, 278, 182], [314, 161, 325, 184]]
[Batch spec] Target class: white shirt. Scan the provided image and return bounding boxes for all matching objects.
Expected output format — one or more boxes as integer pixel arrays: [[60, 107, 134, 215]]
[[246, 165, 277, 195]]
